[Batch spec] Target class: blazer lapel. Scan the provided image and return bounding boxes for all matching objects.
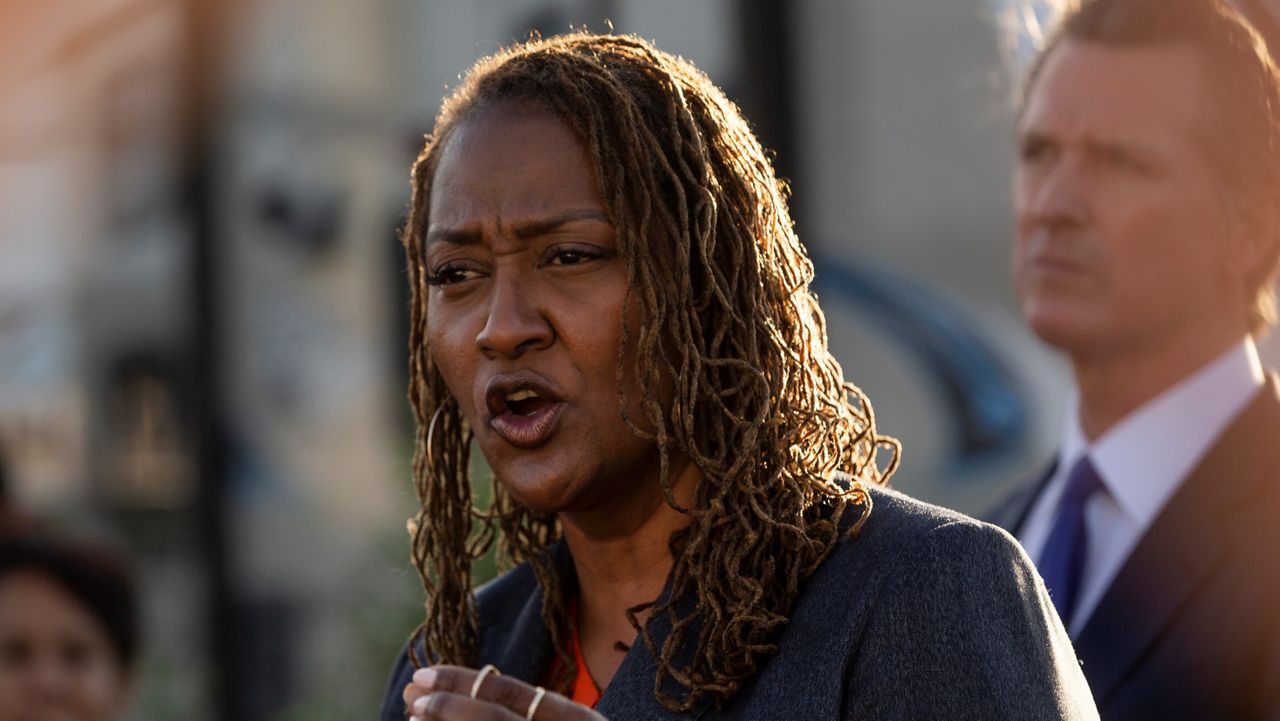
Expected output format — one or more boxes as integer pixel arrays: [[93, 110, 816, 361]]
[[476, 543, 578, 683], [476, 579, 553, 682], [594, 641, 706, 721], [595, 586, 710, 721], [1073, 374, 1280, 706], [474, 545, 701, 720]]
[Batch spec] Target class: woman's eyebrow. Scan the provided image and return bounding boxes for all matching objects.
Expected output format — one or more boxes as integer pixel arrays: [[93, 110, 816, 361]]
[[513, 209, 611, 239], [425, 227, 483, 246]]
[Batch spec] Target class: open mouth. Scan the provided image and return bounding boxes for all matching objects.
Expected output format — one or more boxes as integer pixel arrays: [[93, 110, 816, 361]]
[[505, 389, 551, 417], [484, 374, 565, 449]]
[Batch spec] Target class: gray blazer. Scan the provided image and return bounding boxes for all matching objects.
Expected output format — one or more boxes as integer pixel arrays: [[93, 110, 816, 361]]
[[380, 485, 1098, 720]]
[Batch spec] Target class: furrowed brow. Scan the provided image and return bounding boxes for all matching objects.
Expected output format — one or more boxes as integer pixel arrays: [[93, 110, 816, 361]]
[[425, 227, 484, 246], [513, 209, 611, 239]]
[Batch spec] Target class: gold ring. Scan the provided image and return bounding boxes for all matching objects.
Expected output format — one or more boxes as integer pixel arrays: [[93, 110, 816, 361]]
[[470, 664, 500, 700], [525, 686, 546, 720]]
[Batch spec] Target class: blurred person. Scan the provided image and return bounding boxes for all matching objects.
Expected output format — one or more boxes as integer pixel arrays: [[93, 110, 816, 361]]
[[0, 518, 137, 721], [990, 0, 1280, 717], [0, 446, 8, 513], [381, 32, 1097, 721]]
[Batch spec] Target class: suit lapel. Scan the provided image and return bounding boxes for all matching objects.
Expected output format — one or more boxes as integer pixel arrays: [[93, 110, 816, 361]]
[[1073, 374, 1280, 706], [988, 460, 1056, 535]]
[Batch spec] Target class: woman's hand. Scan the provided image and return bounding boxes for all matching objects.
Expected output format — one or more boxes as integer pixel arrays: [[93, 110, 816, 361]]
[[403, 665, 607, 721]]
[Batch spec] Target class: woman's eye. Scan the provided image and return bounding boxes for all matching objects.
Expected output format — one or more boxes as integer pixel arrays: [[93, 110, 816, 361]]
[[426, 265, 482, 286], [547, 247, 599, 267]]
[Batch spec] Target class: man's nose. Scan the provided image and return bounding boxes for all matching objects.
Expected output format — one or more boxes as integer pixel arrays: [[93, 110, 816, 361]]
[[1022, 159, 1090, 230], [474, 273, 553, 359]]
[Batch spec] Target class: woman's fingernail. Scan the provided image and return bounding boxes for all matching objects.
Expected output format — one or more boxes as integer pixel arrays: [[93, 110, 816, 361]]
[[413, 667, 438, 688], [413, 696, 429, 715]]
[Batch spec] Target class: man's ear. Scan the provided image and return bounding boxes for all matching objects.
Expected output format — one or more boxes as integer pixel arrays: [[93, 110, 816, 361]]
[[1225, 187, 1280, 279]]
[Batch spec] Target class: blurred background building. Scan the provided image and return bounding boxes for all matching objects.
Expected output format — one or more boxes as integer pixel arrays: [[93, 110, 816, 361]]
[[1, 1, 1276, 719]]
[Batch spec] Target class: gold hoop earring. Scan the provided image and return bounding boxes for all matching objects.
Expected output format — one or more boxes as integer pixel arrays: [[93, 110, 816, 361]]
[[424, 401, 447, 476], [407, 401, 449, 540]]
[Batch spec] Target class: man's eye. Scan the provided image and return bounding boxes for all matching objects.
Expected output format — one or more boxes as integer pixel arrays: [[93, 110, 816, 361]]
[[1020, 139, 1054, 164], [426, 265, 482, 286], [1100, 149, 1147, 174]]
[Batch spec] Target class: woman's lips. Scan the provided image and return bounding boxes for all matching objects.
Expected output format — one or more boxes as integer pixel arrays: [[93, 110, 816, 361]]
[[489, 402, 564, 448]]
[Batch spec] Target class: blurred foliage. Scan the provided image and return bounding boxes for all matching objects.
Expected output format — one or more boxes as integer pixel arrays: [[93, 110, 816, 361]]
[[270, 526, 423, 721], [271, 444, 500, 720]]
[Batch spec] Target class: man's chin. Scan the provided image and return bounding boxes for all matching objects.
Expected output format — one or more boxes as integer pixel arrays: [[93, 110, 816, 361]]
[[1025, 308, 1104, 355]]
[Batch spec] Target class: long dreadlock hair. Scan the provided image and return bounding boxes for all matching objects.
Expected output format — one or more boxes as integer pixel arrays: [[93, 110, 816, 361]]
[[402, 31, 900, 712]]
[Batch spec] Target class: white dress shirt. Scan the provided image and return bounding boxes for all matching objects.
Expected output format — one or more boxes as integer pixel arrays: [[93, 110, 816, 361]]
[[1018, 338, 1266, 637]]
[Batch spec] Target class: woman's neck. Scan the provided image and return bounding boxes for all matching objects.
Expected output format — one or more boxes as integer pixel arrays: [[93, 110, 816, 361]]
[[557, 457, 701, 689]]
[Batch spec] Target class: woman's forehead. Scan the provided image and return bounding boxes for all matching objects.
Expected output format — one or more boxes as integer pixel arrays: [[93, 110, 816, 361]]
[[427, 107, 608, 243]]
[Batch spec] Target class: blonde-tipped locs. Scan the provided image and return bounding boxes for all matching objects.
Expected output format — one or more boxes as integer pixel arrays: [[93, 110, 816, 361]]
[[402, 31, 899, 711]]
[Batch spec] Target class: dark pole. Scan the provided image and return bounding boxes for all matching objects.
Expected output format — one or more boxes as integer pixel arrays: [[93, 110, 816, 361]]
[[181, 0, 238, 719], [736, 0, 802, 231]]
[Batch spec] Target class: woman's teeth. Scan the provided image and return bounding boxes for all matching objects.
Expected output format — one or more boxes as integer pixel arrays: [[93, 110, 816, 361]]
[[506, 389, 544, 416]]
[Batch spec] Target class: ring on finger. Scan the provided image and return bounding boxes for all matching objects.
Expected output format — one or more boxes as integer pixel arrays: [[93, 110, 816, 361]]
[[525, 686, 546, 720], [471, 664, 501, 700]]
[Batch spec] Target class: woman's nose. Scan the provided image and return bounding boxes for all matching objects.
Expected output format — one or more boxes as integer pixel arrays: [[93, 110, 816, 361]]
[[474, 274, 553, 358]]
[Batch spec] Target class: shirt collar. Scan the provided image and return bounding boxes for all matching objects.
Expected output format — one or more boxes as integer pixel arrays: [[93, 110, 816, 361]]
[[1059, 337, 1265, 530]]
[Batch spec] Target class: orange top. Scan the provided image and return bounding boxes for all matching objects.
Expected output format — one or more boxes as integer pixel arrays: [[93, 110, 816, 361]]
[[543, 599, 602, 708], [568, 611, 602, 708]]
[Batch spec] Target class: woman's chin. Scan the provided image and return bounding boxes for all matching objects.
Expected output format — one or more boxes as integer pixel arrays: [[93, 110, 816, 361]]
[[492, 469, 583, 515]]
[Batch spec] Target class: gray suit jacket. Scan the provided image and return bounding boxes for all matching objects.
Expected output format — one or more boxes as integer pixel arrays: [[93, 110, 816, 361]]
[[381, 485, 1098, 720], [989, 375, 1280, 720]]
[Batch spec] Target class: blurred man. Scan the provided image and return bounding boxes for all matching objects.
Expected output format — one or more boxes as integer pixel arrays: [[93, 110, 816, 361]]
[[990, 0, 1280, 717]]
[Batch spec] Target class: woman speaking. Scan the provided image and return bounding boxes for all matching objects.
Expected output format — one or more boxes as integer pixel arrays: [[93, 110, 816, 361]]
[[380, 32, 1096, 721]]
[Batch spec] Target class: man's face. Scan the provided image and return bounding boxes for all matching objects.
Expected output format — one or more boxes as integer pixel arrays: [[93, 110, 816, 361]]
[[1014, 41, 1242, 362]]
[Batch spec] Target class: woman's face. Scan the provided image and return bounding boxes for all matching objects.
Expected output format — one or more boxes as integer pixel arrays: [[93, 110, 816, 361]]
[[424, 104, 672, 517], [0, 570, 131, 721]]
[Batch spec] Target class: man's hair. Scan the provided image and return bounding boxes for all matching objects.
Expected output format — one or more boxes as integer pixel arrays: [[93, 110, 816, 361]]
[[1024, 0, 1280, 333], [400, 31, 898, 712], [0, 517, 139, 668]]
